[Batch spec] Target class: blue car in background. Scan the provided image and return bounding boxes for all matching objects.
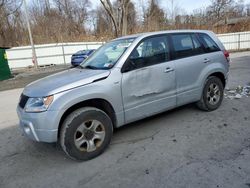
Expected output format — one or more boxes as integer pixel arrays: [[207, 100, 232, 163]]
[[71, 49, 95, 67]]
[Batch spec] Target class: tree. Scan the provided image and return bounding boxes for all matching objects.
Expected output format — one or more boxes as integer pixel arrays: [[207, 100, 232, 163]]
[[99, 0, 120, 36], [208, 0, 235, 23], [99, 0, 134, 36], [27, 0, 91, 43], [127, 2, 136, 33], [0, 0, 23, 46], [1, 0, 250, 47], [143, 0, 166, 31], [94, 5, 113, 37], [247, 3, 250, 16]]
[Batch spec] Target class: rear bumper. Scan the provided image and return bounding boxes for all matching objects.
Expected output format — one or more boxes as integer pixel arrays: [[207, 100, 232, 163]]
[[16, 106, 59, 143], [225, 71, 229, 86]]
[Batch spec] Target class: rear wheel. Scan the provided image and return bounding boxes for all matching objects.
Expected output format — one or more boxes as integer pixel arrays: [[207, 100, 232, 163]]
[[60, 107, 113, 161], [196, 76, 224, 111]]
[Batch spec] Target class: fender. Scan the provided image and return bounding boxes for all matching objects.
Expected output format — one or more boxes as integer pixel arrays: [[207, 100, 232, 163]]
[[198, 62, 228, 98], [47, 69, 124, 130]]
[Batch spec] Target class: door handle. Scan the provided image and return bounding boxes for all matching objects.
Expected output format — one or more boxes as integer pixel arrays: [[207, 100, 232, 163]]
[[203, 58, 210, 63], [164, 67, 174, 73]]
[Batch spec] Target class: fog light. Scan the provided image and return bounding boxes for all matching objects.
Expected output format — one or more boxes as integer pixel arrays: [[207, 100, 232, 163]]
[[24, 124, 31, 134]]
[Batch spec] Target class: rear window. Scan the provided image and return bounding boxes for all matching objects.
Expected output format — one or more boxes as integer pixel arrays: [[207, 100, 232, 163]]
[[170, 34, 204, 59], [198, 33, 220, 53]]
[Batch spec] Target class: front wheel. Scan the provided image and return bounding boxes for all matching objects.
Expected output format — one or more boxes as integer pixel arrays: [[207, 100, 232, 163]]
[[60, 107, 113, 161], [196, 76, 224, 111]]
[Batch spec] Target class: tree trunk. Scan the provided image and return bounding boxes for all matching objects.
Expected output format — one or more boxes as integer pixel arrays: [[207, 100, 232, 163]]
[[100, 0, 119, 37], [121, 0, 129, 36]]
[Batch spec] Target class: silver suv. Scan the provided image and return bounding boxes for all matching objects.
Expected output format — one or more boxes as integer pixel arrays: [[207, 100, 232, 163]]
[[17, 30, 230, 160]]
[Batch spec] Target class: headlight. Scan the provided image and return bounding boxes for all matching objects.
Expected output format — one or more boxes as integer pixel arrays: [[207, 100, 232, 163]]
[[25, 95, 54, 112]]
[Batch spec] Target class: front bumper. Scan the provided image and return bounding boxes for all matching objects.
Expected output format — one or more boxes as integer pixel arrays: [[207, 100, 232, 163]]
[[16, 106, 60, 143]]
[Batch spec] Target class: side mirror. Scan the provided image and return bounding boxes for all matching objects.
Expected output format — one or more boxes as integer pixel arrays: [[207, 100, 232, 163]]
[[122, 58, 137, 73], [129, 58, 137, 68]]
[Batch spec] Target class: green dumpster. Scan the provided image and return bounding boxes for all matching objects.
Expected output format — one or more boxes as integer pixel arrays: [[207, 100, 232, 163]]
[[0, 47, 11, 80]]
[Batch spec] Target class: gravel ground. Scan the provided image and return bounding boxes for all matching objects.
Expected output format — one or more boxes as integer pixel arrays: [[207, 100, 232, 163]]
[[0, 52, 249, 188]]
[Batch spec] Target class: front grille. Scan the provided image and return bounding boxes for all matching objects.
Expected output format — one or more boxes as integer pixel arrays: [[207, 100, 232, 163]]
[[19, 94, 29, 109]]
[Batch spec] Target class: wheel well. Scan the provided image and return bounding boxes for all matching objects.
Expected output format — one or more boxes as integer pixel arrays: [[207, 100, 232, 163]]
[[209, 72, 226, 88], [58, 99, 116, 138]]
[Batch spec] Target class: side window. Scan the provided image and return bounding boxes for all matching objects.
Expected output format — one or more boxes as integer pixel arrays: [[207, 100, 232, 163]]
[[199, 33, 220, 52], [191, 34, 205, 55], [127, 36, 170, 70], [171, 34, 204, 59]]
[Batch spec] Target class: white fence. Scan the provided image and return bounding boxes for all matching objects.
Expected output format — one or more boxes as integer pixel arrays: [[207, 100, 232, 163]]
[[218, 31, 250, 50], [6, 42, 104, 69], [5, 31, 250, 69]]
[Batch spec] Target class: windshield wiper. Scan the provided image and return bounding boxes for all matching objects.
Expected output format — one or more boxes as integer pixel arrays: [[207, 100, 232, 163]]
[[75, 64, 84, 69], [82, 65, 99, 70]]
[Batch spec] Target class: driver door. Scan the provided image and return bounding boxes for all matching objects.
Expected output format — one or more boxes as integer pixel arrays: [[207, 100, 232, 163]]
[[121, 35, 177, 123]]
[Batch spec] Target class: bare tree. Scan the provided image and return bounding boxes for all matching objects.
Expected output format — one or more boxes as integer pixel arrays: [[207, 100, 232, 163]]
[[99, 0, 133, 36], [247, 3, 250, 16], [94, 5, 113, 37], [143, 0, 166, 31], [208, 0, 235, 23], [127, 2, 136, 33], [168, 0, 180, 24], [120, 0, 130, 35], [100, 0, 119, 36], [1, 0, 250, 47], [0, 0, 23, 47], [27, 0, 91, 43]]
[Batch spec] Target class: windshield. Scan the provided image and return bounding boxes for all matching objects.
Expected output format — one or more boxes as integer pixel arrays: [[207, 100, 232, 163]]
[[80, 38, 135, 69]]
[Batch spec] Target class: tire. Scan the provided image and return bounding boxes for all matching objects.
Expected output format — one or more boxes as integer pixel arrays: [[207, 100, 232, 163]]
[[60, 107, 113, 161], [196, 76, 224, 111]]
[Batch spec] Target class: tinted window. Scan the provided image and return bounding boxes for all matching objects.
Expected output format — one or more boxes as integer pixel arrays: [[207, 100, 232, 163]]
[[171, 34, 204, 59], [127, 35, 170, 70], [199, 33, 220, 52], [191, 34, 205, 55]]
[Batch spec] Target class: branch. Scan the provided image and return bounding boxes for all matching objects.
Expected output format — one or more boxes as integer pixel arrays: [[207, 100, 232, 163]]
[[100, 0, 119, 36], [3, 0, 23, 17]]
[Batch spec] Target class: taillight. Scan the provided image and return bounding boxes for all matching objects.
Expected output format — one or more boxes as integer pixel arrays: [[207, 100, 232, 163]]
[[223, 50, 230, 63]]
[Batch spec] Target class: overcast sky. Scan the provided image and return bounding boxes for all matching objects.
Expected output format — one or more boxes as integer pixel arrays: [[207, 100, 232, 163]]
[[169, 0, 250, 13], [160, 0, 211, 13], [91, 0, 250, 14]]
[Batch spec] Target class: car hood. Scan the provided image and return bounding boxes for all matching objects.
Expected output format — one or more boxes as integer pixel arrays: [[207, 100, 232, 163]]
[[23, 68, 110, 97]]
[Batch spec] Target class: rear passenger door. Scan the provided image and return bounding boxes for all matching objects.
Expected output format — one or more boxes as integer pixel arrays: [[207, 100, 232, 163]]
[[198, 33, 223, 65], [170, 33, 207, 106]]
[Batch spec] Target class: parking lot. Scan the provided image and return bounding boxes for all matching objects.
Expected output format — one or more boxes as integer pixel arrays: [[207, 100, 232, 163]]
[[0, 52, 250, 188]]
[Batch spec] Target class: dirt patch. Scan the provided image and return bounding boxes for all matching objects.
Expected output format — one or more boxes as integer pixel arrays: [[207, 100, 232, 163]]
[[0, 65, 70, 91]]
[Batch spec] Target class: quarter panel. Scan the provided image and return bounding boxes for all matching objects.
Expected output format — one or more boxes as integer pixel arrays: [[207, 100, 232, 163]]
[[197, 60, 228, 99]]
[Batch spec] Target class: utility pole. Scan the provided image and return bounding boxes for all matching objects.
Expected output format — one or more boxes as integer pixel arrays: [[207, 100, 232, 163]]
[[171, 0, 174, 25], [23, 0, 38, 69]]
